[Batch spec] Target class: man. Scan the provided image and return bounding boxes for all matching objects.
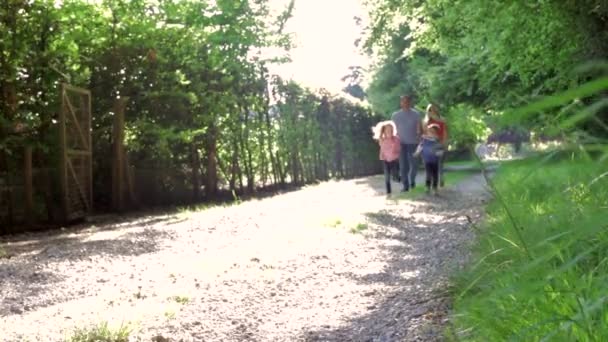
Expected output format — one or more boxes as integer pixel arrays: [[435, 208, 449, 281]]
[[392, 94, 423, 192]]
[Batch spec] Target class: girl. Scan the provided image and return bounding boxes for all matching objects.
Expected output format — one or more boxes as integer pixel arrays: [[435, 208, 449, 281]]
[[425, 104, 448, 186], [373, 121, 401, 194], [414, 124, 445, 195]]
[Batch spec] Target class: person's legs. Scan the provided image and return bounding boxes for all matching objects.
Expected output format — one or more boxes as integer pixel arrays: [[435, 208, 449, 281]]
[[405, 144, 418, 188], [424, 162, 432, 193], [430, 162, 439, 191], [391, 160, 400, 182], [383, 161, 392, 194], [399, 144, 409, 191], [391, 161, 400, 182]]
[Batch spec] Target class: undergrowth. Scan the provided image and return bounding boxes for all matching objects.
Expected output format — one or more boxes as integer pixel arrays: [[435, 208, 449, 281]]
[[449, 153, 608, 341]]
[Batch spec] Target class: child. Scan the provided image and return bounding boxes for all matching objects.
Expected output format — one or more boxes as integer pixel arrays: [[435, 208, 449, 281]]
[[372, 121, 401, 194], [425, 104, 448, 186], [414, 123, 445, 195]]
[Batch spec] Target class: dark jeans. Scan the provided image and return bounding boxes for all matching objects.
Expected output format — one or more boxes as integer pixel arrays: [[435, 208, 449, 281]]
[[425, 161, 439, 190], [399, 143, 418, 189], [383, 160, 398, 193]]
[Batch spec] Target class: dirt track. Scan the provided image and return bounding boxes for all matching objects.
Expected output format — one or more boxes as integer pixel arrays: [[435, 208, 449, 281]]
[[0, 173, 489, 342]]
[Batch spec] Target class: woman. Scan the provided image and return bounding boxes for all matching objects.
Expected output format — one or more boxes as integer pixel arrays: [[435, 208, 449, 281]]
[[425, 104, 448, 187]]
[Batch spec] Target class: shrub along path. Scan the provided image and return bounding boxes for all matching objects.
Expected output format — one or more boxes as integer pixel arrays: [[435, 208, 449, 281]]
[[0, 171, 489, 342]]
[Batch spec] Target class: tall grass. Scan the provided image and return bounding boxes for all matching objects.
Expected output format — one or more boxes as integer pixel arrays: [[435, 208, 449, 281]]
[[450, 154, 608, 341]]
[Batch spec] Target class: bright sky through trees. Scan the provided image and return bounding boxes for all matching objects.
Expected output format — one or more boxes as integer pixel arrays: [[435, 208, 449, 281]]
[[269, 0, 370, 93]]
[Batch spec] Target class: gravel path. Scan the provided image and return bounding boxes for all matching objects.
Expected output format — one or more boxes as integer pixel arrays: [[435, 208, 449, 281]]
[[0, 172, 490, 342]]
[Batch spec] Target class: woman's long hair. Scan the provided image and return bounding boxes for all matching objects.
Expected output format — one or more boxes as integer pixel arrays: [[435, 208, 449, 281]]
[[426, 103, 443, 119]]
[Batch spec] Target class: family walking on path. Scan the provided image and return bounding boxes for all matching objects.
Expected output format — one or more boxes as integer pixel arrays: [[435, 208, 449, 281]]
[[373, 95, 448, 196]]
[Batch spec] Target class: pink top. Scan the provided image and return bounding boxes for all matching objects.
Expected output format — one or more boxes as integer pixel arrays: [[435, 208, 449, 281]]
[[379, 136, 401, 162]]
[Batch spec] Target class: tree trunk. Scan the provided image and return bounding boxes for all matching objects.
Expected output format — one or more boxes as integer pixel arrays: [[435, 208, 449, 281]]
[[263, 108, 279, 186], [241, 109, 255, 194], [258, 112, 268, 187], [205, 125, 218, 198], [260, 66, 277, 186], [112, 98, 127, 212], [229, 148, 237, 192], [276, 154, 285, 186], [24, 147, 33, 225], [291, 149, 300, 185], [237, 157, 244, 194], [191, 142, 201, 202]]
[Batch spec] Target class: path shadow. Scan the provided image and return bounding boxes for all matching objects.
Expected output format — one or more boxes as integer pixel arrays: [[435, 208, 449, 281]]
[[0, 260, 65, 316], [30, 227, 175, 261], [302, 176, 490, 341], [0, 213, 183, 257]]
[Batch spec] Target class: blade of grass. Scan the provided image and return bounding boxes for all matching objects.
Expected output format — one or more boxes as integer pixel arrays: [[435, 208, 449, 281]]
[[506, 77, 608, 123], [473, 150, 532, 260]]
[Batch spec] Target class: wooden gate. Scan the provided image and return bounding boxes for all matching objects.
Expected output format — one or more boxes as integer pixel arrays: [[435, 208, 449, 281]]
[[59, 83, 92, 221]]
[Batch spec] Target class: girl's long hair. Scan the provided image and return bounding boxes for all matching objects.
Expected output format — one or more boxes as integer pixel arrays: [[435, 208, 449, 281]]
[[372, 120, 397, 140]]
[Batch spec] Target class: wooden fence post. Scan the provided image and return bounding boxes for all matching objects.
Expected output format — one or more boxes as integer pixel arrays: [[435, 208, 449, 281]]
[[112, 98, 126, 212], [24, 146, 33, 224], [58, 84, 69, 222]]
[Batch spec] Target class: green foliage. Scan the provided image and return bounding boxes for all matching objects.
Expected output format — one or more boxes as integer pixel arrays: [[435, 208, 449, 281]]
[[67, 321, 130, 342], [350, 222, 368, 234], [444, 104, 489, 149], [1, 0, 384, 222], [271, 79, 382, 184], [450, 155, 608, 341], [363, 0, 608, 144]]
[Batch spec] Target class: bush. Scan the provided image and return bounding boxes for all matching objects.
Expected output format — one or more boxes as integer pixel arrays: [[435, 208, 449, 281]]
[[444, 104, 489, 151], [450, 154, 608, 341]]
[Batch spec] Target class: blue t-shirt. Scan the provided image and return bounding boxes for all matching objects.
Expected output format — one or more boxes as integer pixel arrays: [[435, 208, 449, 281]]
[[392, 109, 421, 144]]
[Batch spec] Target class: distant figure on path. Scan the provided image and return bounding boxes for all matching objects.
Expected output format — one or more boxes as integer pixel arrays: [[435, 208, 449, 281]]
[[425, 103, 448, 187], [475, 143, 491, 160], [392, 95, 423, 192], [372, 121, 401, 195]]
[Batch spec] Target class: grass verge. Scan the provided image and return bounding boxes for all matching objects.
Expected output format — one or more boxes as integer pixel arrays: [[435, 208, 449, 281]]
[[0, 245, 8, 259], [394, 169, 476, 200], [448, 154, 608, 341]]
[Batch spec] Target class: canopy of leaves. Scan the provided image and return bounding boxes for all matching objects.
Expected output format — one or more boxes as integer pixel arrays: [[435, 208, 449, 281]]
[[362, 0, 608, 145]]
